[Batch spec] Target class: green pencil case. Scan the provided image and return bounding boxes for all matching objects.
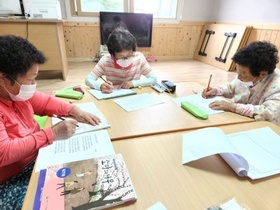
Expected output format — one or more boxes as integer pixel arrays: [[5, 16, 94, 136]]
[[181, 101, 208, 120], [55, 89, 83, 100]]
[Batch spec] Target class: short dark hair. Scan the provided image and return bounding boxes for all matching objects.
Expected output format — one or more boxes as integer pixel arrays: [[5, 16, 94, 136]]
[[106, 28, 136, 56], [232, 41, 279, 76], [0, 35, 46, 83]]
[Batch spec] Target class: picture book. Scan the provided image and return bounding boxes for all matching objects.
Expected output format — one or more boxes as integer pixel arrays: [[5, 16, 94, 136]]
[[88, 87, 136, 100], [182, 127, 280, 179], [34, 153, 137, 210]]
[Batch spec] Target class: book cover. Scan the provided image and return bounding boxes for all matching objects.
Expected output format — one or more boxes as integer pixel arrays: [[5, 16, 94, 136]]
[[34, 154, 137, 210]]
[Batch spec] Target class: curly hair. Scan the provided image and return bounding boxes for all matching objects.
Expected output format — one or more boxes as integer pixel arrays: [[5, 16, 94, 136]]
[[106, 27, 136, 56], [232, 41, 279, 76], [0, 35, 46, 83]]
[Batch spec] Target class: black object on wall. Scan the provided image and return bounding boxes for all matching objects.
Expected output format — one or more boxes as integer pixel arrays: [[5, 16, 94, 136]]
[[100, 11, 153, 47]]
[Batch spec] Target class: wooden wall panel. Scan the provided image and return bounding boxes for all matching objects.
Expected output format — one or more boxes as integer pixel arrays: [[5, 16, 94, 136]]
[[63, 21, 280, 70], [64, 22, 100, 60], [63, 22, 205, 61], [247, 25, 280, 69]]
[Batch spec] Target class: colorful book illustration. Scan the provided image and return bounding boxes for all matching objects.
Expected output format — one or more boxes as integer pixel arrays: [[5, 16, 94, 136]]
[[34, 154, 137, 210]]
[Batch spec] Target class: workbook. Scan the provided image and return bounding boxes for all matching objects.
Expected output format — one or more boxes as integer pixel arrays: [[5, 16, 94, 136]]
[[182, 127, 280, 180], [52, 102, 110, 135], [33, 153, 137, 210], [88, 87, 136, 100]]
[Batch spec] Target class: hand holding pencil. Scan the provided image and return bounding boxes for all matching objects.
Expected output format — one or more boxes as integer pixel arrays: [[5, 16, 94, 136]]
[[51, 116, 78, 140], [202, 74, 217, 98], [100, 76, 114, 93]]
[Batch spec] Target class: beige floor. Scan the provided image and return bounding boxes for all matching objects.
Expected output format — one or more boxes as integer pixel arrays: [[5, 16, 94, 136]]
[[36, 59, 237, 92]]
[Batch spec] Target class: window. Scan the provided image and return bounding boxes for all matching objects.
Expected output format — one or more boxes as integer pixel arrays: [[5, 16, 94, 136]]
[[69, 0, 183, 22], [133, 0, 178, 19]]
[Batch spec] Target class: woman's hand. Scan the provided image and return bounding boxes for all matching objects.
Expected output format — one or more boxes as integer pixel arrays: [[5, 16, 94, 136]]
[[202, 87, 217, 98], [118, 81, 133, 89], [69, 106, 101, 126], [51, 120, 78, 140], [101, 81, 114, 93], [209, 100, 237, 112]]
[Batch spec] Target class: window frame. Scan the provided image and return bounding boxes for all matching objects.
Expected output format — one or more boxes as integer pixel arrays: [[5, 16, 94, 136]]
[[67, 0, 184, 23]]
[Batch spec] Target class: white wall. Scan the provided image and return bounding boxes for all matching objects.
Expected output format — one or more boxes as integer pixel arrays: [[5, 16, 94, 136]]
[[181, 0, 218, 22], [182, 0, 280, 24]]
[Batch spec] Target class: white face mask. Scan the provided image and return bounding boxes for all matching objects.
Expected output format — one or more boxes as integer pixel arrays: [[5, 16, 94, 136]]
[[237, 76, 257, 87], [240, 80, 254, 87], [116, 56, 134, 68], [6, 81, 37, 101]]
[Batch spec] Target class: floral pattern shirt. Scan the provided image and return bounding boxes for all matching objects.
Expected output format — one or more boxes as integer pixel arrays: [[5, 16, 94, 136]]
[[215, 68, 280, 125]]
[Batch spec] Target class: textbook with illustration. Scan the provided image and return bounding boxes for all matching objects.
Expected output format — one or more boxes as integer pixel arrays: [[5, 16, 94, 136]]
[[182, 127, 280, 180], [33, 153, 137, 210], [88, 87, 136, 100], [52, 102, 110, 135]]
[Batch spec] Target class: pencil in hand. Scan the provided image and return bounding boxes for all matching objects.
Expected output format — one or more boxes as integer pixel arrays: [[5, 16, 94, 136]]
[[53, 115, 79, 127], [100, 76, 109, 84], [206, 74, 212, 92]]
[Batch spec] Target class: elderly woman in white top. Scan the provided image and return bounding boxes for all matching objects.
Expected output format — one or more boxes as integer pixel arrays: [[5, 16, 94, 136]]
[[202, 41, 280, 125]]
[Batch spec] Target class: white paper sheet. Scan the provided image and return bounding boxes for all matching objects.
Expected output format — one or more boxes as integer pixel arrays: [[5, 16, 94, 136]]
[[35, 130, 115, 172], [172, 94, 224, 115], [182, 127, 280, 179], [52, 102, 110, 135], [88, 87, 136, 100], [147, 202, 167, 210], [114, 93, 164, 112], [227, 128, 280, 179]]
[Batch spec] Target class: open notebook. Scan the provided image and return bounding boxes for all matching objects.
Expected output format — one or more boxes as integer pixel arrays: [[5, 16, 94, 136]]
[[182, 127, 280, 180]]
